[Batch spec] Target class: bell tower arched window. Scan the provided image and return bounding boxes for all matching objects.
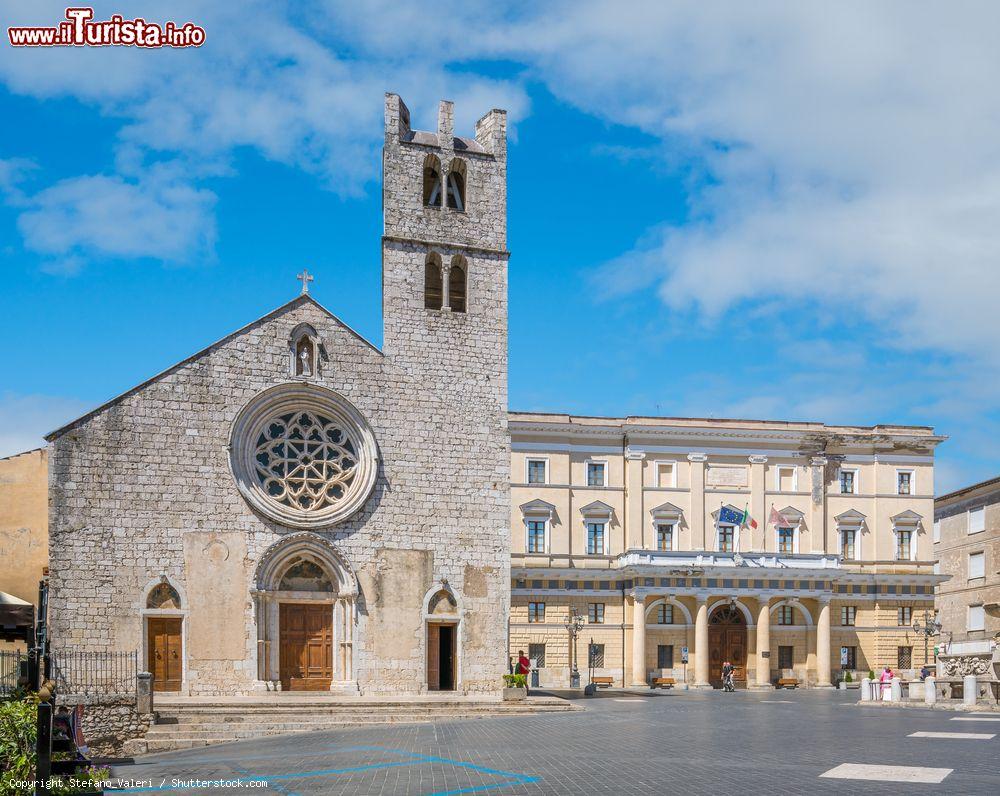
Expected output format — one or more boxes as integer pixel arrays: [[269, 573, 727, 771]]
[[423, 154, 443, 207], [447, 255, 467, 313], [425, 253, 443, 310], [446, 159, 466, 211]]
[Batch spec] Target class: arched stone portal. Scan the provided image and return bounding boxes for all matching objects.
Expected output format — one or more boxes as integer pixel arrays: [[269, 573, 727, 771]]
[[708, 603, 748, 687], [252, 533, 358, 692], [423, 584, 462, 692]]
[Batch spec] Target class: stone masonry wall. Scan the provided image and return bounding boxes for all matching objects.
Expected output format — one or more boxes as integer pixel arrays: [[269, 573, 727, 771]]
[[56, 695, 153, 758], [48, 93, 511, 697]]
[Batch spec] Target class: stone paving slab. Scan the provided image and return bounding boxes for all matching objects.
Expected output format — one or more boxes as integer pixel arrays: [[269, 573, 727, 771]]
[[108, 689, 1000, 795]]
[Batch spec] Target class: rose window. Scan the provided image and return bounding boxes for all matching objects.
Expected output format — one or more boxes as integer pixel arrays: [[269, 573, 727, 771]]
[[230, 385, 378, 529], [254, 411, 358, 511]]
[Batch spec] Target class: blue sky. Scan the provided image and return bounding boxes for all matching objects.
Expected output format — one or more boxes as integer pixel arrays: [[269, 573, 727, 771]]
[[2, 1, 999, 493]]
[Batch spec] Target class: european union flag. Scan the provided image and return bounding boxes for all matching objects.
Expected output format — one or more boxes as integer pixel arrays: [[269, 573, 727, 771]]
[[718, 506, 744, 525]]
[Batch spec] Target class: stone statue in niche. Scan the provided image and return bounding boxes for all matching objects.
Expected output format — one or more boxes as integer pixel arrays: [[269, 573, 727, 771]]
[[295, 336, 313, 377]]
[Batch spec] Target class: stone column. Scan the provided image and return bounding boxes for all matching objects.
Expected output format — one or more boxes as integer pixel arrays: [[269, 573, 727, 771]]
[[631, 594, 647, 687], [136, 672, 153, 715], [688, 454, 708, 550], [442, 263, 452, 310], [693, 595, 711, 688], [754, 596, 773, 689], [816, 598, 833, 687]]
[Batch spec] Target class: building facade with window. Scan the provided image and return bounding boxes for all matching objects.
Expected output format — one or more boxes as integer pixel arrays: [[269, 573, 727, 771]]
[[509, 414, 945, 688], [934, 476, 1000, 645]]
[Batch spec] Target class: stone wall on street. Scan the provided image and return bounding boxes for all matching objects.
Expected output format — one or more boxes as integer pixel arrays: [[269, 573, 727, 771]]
[[56, 694, 153, 759]]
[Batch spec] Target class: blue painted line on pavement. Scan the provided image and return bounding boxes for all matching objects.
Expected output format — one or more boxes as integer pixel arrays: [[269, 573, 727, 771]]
[[110, 760, 426, 792], [427, 779, 540, 796], [229, 762, 299, 796], [111, 743, 540, 795], [121, 744, 382, 768], [395, 749, 535, 781]]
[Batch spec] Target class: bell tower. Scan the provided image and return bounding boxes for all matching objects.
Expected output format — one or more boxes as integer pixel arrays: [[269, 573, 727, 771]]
[[380, 93, 511, 694], [381, 92, 507, 362]]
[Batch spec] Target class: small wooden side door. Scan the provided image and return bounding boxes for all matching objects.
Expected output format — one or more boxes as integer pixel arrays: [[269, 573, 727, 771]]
[[427, 623, 441, 691], [147, 618, 182, 692]]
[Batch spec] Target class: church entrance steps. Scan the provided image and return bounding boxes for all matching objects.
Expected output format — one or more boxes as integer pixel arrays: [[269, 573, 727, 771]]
[[139, 695, 578, 752]]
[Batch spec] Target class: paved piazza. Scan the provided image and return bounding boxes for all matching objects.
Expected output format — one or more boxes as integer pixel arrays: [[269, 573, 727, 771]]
[[109, 691, 999, 795]]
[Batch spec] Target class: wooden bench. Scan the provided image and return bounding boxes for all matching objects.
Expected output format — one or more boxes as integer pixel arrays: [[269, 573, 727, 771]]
[[591, 676, 614, 688], [776, 677, 799, 689], [651, 677, 675, 689]]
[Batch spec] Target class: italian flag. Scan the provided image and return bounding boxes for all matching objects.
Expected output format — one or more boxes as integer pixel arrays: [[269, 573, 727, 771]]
[[742, 504, 758, 530]]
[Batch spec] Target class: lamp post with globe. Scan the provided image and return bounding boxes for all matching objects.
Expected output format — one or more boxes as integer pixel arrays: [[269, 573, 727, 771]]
[[911, 610, 942, 671], [564, 607, 585, 688]]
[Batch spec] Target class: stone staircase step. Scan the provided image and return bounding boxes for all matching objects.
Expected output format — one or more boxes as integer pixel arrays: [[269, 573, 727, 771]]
[[156, 707, 566, 723], [136, 697, 579, 752]]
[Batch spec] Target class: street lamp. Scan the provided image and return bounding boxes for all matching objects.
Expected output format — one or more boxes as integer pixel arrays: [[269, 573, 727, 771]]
[[564, 607, 585, 688], [911, 610, 942, 670]]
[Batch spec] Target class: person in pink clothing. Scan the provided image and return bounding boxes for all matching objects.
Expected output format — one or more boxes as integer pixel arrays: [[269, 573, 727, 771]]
[[879, 665, 894, 697]]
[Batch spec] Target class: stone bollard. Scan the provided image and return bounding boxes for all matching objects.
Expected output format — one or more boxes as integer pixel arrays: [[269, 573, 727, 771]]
[[890, 676, 902, 702], [137, 671, 154, 715], [860, 677, 872, 701], [925, 676, 936, 706], [963, 675, 978, 707]]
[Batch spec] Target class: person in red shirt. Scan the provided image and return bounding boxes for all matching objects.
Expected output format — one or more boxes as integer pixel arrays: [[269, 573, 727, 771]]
[[516, 649, 531, 694]]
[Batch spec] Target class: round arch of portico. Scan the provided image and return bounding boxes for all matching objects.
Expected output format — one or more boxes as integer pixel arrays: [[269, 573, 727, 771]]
[[643, 597, 694, 626], [706, 597, 755, 627], [769, 598, 814, 626]]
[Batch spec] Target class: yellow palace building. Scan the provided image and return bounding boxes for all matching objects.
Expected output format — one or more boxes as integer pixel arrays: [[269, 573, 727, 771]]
[[508, 413, 945, 689]]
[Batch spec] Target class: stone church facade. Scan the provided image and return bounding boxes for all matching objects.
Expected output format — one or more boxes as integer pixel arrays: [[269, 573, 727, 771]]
[[45, 94, 511, 696]]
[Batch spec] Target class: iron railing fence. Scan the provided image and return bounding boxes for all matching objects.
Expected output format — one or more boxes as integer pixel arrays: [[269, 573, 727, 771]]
[[0, 649, 26, 696], [51, 650, 137, 696]]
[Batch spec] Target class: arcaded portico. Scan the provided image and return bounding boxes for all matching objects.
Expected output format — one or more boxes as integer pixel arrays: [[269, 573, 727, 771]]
[[622, 560, 836, 689]]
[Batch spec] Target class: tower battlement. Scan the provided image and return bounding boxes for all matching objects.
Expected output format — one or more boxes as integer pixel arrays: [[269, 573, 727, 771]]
[[384, 93, 506, 159]]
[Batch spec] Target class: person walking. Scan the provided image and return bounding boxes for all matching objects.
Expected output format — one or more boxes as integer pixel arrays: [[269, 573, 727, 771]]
[[517, 649, 531, 695], [721, 660, 735, 692]]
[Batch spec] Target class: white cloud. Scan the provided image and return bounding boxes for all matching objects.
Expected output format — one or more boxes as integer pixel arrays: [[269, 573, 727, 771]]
[[0, 393, 90, 458], [6, 2, 998, 355], [489, 1, 1000, 364], [0, 0, 529, 266], [15, 164, 217, 267]]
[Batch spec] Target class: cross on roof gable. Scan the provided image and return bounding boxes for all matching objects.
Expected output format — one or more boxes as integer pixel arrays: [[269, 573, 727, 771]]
[[45, 294, 382, 442]]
